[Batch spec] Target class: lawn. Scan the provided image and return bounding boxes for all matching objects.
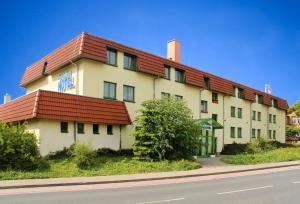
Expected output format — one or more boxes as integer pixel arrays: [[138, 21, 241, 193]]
[[0, 156, 201, 180], [221, 147, 300, 165]]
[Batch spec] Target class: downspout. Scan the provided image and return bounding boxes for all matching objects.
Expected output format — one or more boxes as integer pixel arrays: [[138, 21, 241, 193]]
[[153, 76, 159, 99], [119, 125, 122, 150], [73, 121, 77, 143], [222, 95, 225, 149], [250, 102, 253, 142], [199, 89, 203, 119], [69, 60, 79, 95]]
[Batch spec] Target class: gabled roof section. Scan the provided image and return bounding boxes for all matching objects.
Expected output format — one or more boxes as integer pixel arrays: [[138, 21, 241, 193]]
[[20, 32, 288, 110], [0, 90, 132, 125]]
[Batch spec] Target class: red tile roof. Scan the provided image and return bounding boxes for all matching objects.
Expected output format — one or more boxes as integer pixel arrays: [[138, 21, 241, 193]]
[[20, 32, 288, 110], [0, 90, 131, 124]]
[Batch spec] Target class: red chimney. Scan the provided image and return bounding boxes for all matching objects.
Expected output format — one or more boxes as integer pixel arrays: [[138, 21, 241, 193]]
[[167, 39, 180, 63]]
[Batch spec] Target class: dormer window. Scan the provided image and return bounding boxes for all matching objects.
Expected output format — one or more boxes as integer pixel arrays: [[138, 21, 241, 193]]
[[257, 94, 263, 104], [204, 77, 211, 89], [237, 88, 245, 99], [175, 69, 185, 83], [124, 53, 137, 70], [164, 65, 170, 80], [107, 48, 117, 66], [273, 99, 279, 108]]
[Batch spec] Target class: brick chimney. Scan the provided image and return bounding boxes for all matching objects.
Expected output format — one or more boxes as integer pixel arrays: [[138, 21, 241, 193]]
[[167, 39, 180, 63], [4, 93, 11, 104]]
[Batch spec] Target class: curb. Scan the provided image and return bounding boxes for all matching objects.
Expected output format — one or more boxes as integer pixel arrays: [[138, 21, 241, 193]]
[[1, 162, 300, 190]]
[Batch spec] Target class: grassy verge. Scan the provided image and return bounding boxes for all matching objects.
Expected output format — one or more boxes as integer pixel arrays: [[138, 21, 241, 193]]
[[221, 147, 300, 165], [0, 156, 200, 180]]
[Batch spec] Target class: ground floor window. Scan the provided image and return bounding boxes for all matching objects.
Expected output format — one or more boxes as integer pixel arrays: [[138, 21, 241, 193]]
[[107, 125, 113, 135], [93, 124, 99, 134], [230, 127, 235, 138], [237, 127, 242, 138], [77, 123, 84, 134], [201, 100, 208, 113], [252, 128, 256, 138], [257, 129, 261, 138], [273, 130, 276, 139], [268, 130, 272, 139], [60, 122, 68, 133]]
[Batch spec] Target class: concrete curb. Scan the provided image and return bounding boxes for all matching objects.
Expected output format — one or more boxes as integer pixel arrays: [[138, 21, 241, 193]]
[[1, 162, 300, 190]]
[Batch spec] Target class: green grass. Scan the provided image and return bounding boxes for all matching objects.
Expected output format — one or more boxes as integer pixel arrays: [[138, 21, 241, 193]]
[[0, 156, 201, 180], [221, 147, 300, 165]]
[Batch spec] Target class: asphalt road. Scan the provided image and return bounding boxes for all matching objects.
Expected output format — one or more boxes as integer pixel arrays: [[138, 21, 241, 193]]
[[1, 168, 300, 204]]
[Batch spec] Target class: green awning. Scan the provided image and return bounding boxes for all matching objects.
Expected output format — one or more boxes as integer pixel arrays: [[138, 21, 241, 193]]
[[195, 118, 224, 130]]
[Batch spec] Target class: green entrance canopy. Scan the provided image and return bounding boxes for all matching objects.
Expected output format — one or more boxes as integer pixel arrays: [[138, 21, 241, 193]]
[[195, 118, 224, 130]]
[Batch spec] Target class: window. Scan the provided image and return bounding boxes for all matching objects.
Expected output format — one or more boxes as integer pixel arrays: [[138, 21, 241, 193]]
[[123, 85, 135, 102], [107, 125, 113, 135], [60, 122, 68, 133], [93, 124, 99, 134], [252, 111, 256, 120], [104, 81, 116, 100], [268, 130, 272, 139], [175, 95, 183, 100], [258, 112, 261, 121], [273, 99, 279, 108], [252, 128, 256, 138], [175, 69, 184, 83], [161, 92, 170, 99], [237, 127, 242, 138], [257, 94, 263, 104], [204, 77, 211, 89], [273, 115, 276, 123], [238, 108, 242, 119], [230, 127, 235, 138], [164, 65, 170, 80], [212, 92, 218, 103], [201, 100, 208, 113], [257, 129, 261, 138], [273, 130, 276, 139], [231, 106, 236, 117], [269, 114, 272, 123], [106, 48, 117, 66], [212, 114, 218, 122], [237, 88, 245, 99], [124, 53, 137, 70], [77, 123, 84, 134]]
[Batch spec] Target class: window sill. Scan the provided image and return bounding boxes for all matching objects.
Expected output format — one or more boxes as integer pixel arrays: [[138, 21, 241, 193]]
[[104, 97, 117, 100], [123, 100, 135, 103], [61, 131, 69, 133], [123, 67, 137, 71], [212, 100, 219, 104], [107, 133, 113, 135], [201, 110, 208, 113], [105, 62, 118, 67], [77, 132, 85, 134], [175, 80, 185, 84], [93, 132, 99, 135]]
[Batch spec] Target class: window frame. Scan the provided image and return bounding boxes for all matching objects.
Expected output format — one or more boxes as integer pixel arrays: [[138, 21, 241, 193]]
[[201, 100, 208, 113], [77, 123, 85, 134], [257, 129, 261, 138], [237, 88, 245, 99], [204, 77, 211, 89], [107, 125, 113, 135], [273, 115, 276, 123], [212, 114, 218, 122], [231, 106, 236, 117], [257, 94, 263, 104], [237, 127, 242, 138], [230, 127, 235, 138], [123, 85, 135, 102], [175, 95, 183, 100], [123, 53, 137, 71], [60, 122, 68, 133], [161, 92, 170, 99], [237, 108, 242, 119], [106, 47, 117, 66], [175, 69, 185, 83], [258, 112, 261, 121], [93, 124, 99, 134], [252, 111, 256, 121], [212, 92, 218, 103], [273, 130, 276, 139], [268, 130, 272, 139], [104, 81, 117, 100], [269, 114, 272, 123], [164, 65, 171, 80], [252, 128, 256, 138]]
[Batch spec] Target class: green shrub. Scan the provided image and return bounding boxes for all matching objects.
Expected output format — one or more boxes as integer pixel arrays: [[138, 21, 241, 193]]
[[0, 123, 47, 170], [132, 97, 201, 161], [221, 142, 248, 155], [46, 145, 75, 160], [73, 143, 96, 169], [96, 148, 133, 157], [247, 137, 275, 153]]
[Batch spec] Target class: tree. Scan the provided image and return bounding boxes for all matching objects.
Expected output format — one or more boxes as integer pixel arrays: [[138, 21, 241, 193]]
[[132, 97, 201, 161], [288, 100, 300, 115], [286, 125, 300, 137]]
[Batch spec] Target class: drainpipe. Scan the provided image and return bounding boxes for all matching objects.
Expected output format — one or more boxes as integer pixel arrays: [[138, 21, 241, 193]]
[[153, 76, 159, 99], [119, 125, 122, 150], [69, 60, 79, 95], [73, 121, 77, 143], [199, 89, 203, 119], [222, 95, 225, 149], [250, 102, 253, 142]]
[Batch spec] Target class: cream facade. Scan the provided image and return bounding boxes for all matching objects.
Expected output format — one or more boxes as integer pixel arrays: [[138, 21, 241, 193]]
[[24, 50, 287, 154]]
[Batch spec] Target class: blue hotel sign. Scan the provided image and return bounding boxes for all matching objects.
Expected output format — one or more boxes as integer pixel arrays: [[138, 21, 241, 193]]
[[58, 70, 75, 92]]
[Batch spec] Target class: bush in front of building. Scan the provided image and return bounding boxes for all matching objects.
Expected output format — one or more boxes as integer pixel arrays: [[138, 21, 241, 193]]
[[0, 123, 48, 170], [73, 142, 96, 169], [132, 97, 201, 161], [221, 142, 248, 155]]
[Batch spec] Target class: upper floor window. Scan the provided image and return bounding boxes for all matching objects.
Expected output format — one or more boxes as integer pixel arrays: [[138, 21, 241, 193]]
[[123, 85, 135, 102], [60, 122, 68, 133], [273, 115, 276, 123], [107, 125, 113, 135], [124, 53, 137, 70], [231, 106, 236, 117], [268, 130, 272, 139], [252, 128, 256, 138], [252, 111, 256, 120], [93, 124, 99, 134], [107, 48, 117, 66], [204, 77, 211, 89], [201, 100, 208, 113], [175, 69, 185, 83], [212, 114, 218, 122], [175, 95, 183, 100], [269, 114, 272, 123], [161, 92, 170, 99], [164, 65, 170, 80], [104, 81, 116, 100], [258, 112, 262, 121], [212, 92, 218, 103], [237, 88, 245, 99], [257, 94, 263, 104], [238, 108, 242, 119], [257, 129, 261, 138], [77, 123, 84, 134], [273, 99, 279, 108]]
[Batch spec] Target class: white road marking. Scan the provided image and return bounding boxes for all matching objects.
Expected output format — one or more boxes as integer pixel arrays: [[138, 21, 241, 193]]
[[292, 181, 300, 184], [217, 185, 273, 195], [137, 197, 185, 204]]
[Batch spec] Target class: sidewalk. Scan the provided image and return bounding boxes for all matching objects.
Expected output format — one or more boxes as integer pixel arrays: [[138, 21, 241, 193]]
[[1, 159, 300, 190]]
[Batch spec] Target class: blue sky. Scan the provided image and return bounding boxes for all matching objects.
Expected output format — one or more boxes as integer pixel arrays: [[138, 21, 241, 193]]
[[0, 0, 299, 105]]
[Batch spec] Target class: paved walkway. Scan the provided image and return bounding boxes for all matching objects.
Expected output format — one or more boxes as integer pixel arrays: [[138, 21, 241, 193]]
[[1, 158, 300, 189]]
